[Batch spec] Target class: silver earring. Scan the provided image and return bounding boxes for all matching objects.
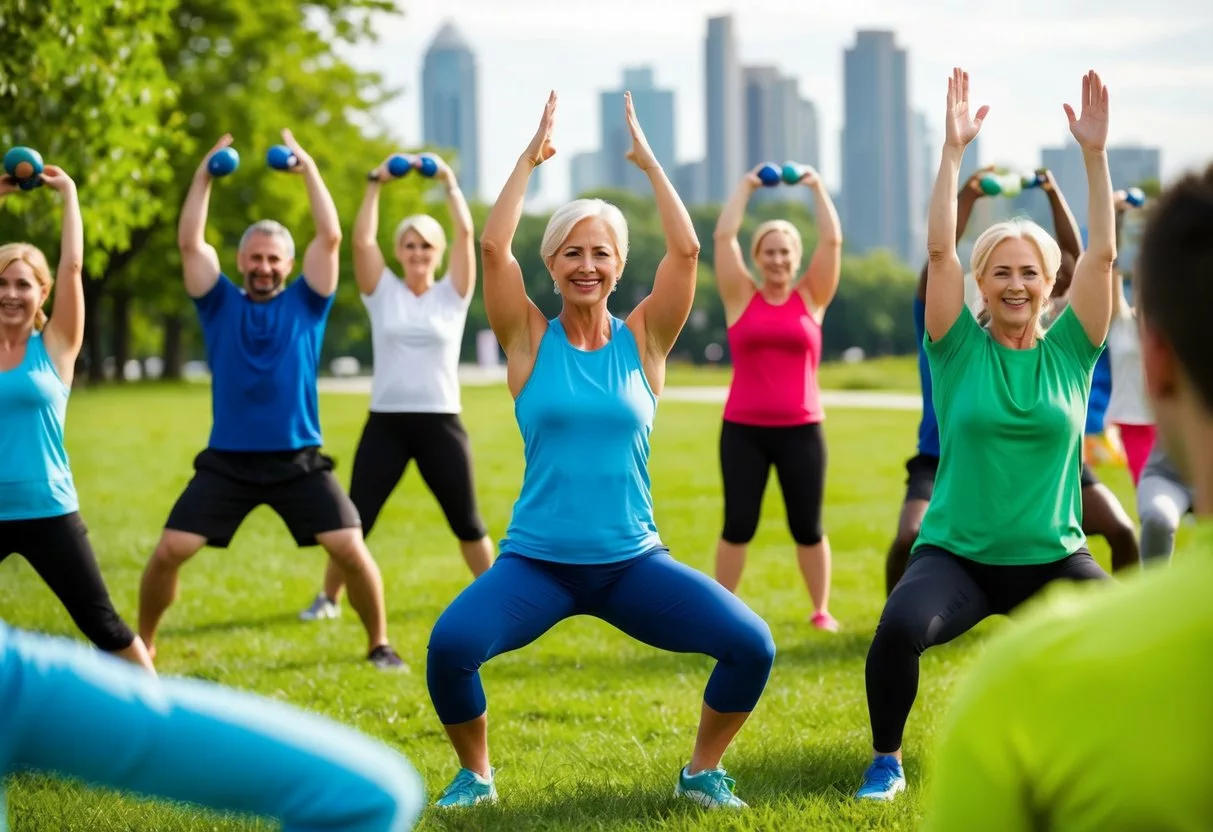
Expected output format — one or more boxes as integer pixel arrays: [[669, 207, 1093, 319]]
[[552, 282, 560, 295]]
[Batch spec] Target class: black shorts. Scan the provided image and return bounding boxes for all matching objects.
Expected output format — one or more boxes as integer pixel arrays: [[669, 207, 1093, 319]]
[[0, 512, 135, 651], [165, 448, 361, 548], [903, 453, 939, 503], [719, 420, 826, 546], [1081, 462, 1099, 488]]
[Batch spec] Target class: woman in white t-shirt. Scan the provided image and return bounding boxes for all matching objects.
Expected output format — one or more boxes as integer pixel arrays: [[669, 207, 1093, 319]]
[[301, 154, 493, 621], [1105, 268, 1155, 484]]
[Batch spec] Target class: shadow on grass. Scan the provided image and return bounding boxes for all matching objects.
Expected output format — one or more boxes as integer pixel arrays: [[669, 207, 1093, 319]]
[[160, 611, 304, 638]]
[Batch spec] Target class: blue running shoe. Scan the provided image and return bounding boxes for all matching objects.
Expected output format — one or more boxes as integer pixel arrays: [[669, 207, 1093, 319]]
[[434, 767, 497, 808], [856, 755, 906, 801], [675, 766, 747, 808]]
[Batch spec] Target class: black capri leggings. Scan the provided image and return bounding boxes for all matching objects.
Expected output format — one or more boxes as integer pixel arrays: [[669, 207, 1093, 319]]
[[865, 545, 1109, 753], [348, 412, 488, 542], [0, 513, 136, 652], [719, 420, 826, 546]]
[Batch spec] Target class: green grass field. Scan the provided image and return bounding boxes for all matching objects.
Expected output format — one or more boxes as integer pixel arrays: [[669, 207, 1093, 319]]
[[0, 379, 1137, 831]]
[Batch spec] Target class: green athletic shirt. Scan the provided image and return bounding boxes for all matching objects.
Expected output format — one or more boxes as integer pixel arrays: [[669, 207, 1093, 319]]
[[913, 305, 1104, 565], [923, 523, 1213, 831]]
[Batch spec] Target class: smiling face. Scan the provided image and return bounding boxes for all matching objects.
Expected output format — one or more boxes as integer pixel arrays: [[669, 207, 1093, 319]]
[[977, 237, 1054, 333], [754, 229, 800, 287], [396, 228, 440, 282], [237, 232, 293, 301], [548, 217, 620, 306], [0, 249, 50, 332]]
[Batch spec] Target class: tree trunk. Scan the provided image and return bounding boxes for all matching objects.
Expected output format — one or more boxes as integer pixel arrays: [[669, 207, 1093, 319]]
[[162, 312, 184, 380], [110, 289, 131, 383], [83, 277, 106, 385]]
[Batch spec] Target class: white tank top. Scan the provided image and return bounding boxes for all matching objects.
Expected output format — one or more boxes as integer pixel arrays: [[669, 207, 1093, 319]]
[[1105, 310, 1153, 425], [362, 269, 470, 413]]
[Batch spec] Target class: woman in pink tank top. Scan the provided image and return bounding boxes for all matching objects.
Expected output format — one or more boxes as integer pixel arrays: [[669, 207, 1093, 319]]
[[712, 164, 843, 631]]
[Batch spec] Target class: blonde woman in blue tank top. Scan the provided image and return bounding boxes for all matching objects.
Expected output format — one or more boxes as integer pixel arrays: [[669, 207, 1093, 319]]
[[0, 165, 154, 671], [425, 92, 776, 810]]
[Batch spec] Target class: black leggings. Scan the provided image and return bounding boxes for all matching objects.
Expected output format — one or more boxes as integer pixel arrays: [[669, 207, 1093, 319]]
[[719, 420, 826, 546], [865, 545, 1109, 752], [0, 513, 135, 652], [348, 412, 487, 541]]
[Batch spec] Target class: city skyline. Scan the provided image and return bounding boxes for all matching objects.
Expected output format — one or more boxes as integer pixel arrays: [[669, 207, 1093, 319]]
[[360, 1, 1208, 211]]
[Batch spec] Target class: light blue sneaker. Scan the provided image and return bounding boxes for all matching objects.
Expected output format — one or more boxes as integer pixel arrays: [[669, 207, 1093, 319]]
[[434, 767, 497, 808], [856, 755, 906, 801], [674, 766, 747, 808]]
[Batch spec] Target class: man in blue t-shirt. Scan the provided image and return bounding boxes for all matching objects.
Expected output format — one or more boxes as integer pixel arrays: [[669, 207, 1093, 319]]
[[884, 167, 1099, 594], [137, 132, 404, 670]]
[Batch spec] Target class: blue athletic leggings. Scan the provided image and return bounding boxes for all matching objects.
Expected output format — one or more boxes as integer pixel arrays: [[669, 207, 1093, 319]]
[[426, 549, 777, 725], [0, 623, 423, 831]]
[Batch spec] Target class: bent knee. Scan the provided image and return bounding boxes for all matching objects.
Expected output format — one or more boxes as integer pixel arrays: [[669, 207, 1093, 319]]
[[1140, 505, 1181, 535], [427, 618, 492, 674], [724, 615, 776, 671], [318, 528, 368, 564], [152, 530, 206, 568]]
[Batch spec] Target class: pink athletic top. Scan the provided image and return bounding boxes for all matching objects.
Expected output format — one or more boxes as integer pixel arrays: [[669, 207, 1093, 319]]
[[723, 291, 824, 426]]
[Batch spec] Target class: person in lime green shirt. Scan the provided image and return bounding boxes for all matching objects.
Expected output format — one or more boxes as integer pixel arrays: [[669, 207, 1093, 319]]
[[856, 68, 1118, 801], [923, 159, 1213, 830]]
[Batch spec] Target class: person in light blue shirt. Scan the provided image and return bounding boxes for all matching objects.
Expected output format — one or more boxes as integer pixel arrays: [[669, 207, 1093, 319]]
[[425, 92, 776, 811], [0, 165, 153, 671], [0, 620, 423, 831], [136, 132, 403, 671]]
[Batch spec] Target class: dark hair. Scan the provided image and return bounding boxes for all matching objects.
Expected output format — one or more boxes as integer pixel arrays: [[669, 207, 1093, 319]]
[[1134, 162, 1213, 410]]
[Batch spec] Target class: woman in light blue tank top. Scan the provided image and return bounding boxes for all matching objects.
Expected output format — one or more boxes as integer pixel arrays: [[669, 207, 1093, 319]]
[[425, 92, 776, 810], [0, 166, 154, 671]]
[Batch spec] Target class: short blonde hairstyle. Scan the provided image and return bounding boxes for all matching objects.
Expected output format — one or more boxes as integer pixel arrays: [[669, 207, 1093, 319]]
[[540, 199, 629, 273], [0, 242, 52, 331], [971, 218, 1062, 339], [394, 214, 447, 256], [750, 220, 804, 269]]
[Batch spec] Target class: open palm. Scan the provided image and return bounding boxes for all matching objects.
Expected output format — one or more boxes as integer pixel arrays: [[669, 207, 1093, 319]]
[[623, 91, 659, 171], [1065, 70, 1109, 152], [944, 67, 989, 148], [524, 91, 557, 168]]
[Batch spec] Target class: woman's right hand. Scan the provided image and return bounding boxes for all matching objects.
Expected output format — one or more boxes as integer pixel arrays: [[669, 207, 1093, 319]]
[[521, 91, 557, 169], [944, 67, 988, 149], [742, 165, 766, 190]]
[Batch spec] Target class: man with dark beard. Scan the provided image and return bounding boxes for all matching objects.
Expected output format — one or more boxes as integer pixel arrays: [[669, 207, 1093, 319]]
[[137, 132, 404, 670]]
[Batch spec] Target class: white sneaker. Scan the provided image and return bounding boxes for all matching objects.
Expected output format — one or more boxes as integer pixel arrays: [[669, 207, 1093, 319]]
[[299, 592, 340, 621]]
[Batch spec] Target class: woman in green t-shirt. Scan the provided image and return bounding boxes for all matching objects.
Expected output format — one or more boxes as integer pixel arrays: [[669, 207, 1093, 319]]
[[855, 67, 1118, 802]]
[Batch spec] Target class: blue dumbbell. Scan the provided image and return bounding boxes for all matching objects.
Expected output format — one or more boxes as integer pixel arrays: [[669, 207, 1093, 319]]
[[756, 162, 781, 187], [4, 146, 44, 189], [267, 145, 298, 171], [1124, 187, 1146, 208], [207, 147, 239, 178]]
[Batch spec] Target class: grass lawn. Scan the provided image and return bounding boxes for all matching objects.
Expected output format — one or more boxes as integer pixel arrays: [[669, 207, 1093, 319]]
[[1, 383, 1137, 831]]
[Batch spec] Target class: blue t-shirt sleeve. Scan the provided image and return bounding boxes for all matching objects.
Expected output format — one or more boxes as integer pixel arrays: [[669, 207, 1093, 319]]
[[288, 276, 336, 321], [192, 274, 239, 324]]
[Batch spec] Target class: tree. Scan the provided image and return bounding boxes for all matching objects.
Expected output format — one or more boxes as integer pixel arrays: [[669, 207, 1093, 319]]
[[0, 0, 187, 381]]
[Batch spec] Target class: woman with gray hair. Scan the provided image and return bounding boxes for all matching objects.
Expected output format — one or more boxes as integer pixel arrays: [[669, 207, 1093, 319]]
[[299, 153, 493, 622], [423, 91, 775, 810]]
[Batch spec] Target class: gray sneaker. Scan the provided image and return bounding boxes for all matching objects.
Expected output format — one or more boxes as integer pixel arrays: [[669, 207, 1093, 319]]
[[299, 592, 340, 621]]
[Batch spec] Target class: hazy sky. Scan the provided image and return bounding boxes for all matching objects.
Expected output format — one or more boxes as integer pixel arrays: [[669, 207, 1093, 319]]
[[341, 0, 1213, 207]]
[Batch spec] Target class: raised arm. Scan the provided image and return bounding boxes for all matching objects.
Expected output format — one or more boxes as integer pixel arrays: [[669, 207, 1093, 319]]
[[1040, 170, 1084, 297], [1061, 71, 1116, 346], [431, 157, 475, 300], [178, 136, 227, 299], [925, 68, 989, 342], [352, 162, 389, 296], [712, 170, 761, 318], [793, 167, 842, 319], [915, 169, 988, 302], [624, 92, 700, 362], [277, 130, 342, 298], [480, 92, 555, 358], [39, 166, 84, 381]]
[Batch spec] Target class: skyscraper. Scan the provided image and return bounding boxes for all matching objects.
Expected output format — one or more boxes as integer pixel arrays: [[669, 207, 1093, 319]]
[[1039, 141, 1160, 230], [570, 151, 605, 198], [421, 22, 480, 198], [742, 67, 820, 207], [842, 30, 915, 261], [599, 67, 676, 195], [705, 15, 743, 203]]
